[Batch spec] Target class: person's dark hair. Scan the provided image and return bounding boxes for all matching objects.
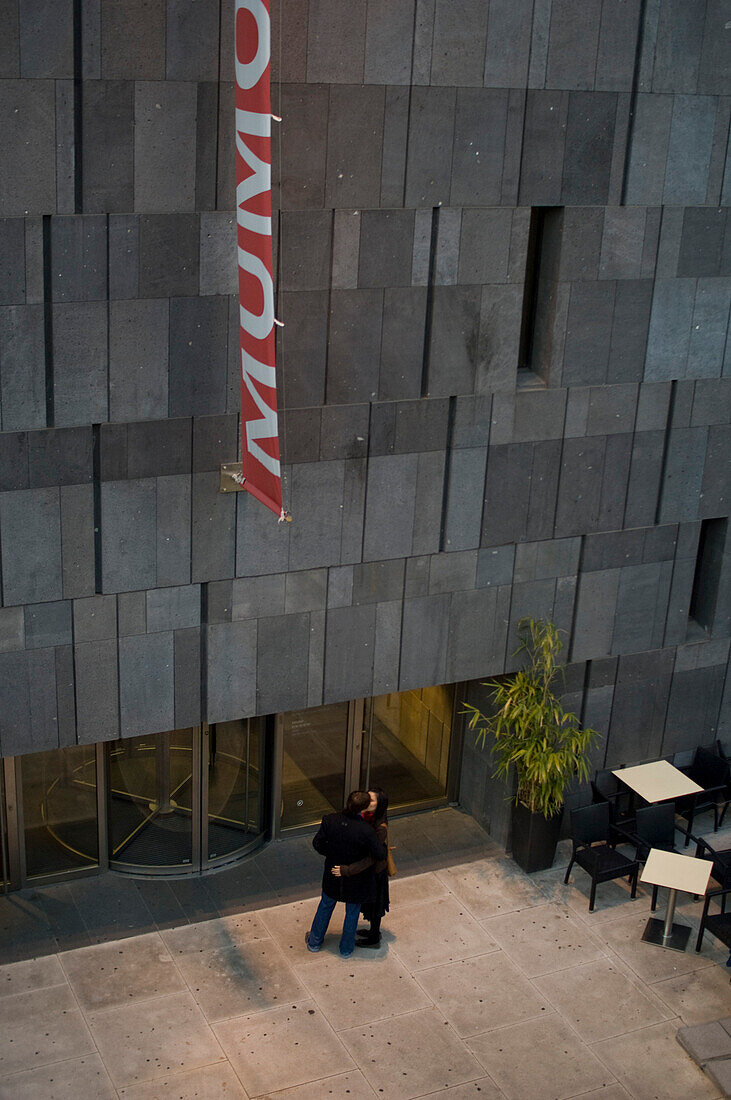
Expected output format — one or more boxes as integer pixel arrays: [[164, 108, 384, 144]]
[[345, 790, 371, 815], [369, 785, 388, 825]]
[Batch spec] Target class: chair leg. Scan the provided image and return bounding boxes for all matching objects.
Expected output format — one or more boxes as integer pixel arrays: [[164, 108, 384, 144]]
[[589, 879, 597, 912], [564, 858, 574, 885], [651, 884, 658, 911], [630, 870, 638, 899], [683, 813, 693, 846], [695, 926, 704, 953]]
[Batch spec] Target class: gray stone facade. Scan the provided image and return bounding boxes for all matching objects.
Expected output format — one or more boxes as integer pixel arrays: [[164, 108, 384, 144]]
[[0, 1, 728, 831]]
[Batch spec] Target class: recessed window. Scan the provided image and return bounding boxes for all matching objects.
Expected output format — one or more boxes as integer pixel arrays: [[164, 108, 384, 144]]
[[688, 517, 727, 636], [517, 207, 563, 385]]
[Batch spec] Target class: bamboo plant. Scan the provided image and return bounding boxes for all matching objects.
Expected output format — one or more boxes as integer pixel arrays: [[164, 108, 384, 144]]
[[463, 618, 600, 819]]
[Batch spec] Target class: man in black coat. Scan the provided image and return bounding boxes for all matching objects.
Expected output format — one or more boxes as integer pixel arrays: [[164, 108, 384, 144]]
[[306, 790, 387, 958]]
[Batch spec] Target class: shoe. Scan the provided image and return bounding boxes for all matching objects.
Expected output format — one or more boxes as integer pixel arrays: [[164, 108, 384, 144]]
[[357, 937, 381, 949], [340, 951, 354, 958], [305, 932, 321, 953]]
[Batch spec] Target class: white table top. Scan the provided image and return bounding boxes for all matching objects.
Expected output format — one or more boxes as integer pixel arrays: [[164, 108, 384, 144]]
[[640, 848, 713, 895], [613, 760, 703, 803]]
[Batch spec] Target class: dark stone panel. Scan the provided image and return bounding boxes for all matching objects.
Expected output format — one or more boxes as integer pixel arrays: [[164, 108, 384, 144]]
[[165, 0, 218, 80], [427, 286, 480, 397], [101, 479, 157, 593], [280, 84, 328, 210], [27, 647, 59, 751], [0, 304, 46, 430], [482, 443, 531, 547], [19, 0, 73, 77], [518, 91, 568, 206], [134, 80, 197, 211], [117, 590, 146, 636], [446, 587, 506, 682], [235, 480, 291, 577], [698, 0, 730, 94], [562, 281, 615, 386], [611, 562, 670, 655], [624, 430, 664, 528], [216, 81, 235, 209], [60, 483, 94, 599], [526, 439, 563, 541], [677, 207, 725, 278], [169, 296, 228, 417], [699, 423, 731, 517], [325, 85, 385, 209], [572, 569, 621, 661], [156, 474, 192, 587], [0, 0, 19, 77], [279, 211, 332, 292], [379, 287, 427, 401], [686, 279, 730, 380], [327, 565, 353, 609], [73, 594, 117, 643], [199, 212, 236, 297], [326, 289, 382, 405], [340, 457, 367, 564], [75, 638, 119, 743], [607, 279, 653, 384], [545, 0, 602, 90], [206, 619, 257, 721], [52, 302, 108, 426], [207, 579, 232, 623], [652, 0, 704, 93], [195, 81, 217, 211], [324, 603, 375, 703], [284, 569, 328, 613], [554, 436, 607, 537], [404, 554, 430, 598], [278, 291, 328, 408], [0, 219, 26, 304], [81, 81, 134, 213], [174, 626, 201, 726], [0, 487, 62, 605], [644, 277, 695, 381], [24, 600, 72, 649], [483, 0, 532, 88], [664, 94, 717, 204], [394, 399, 449, 454], [558, 208, 604, 283], [363, 453, 418, 562], [369, 402, 397, 456], [358, 211, 414, 289], [284, 407, 321, 464], [270, 0, 310, 83], [0, 80, 56, 216], [372, 599, 401, 694], [288, 461, 345, 570], [476, 283, 522, 393], [55, 643, 76, 746], [658, 425, 707, 523], [501, 88, 527, 206], [458, 209, 512, 285], [352, 559, 405, 606], [364, 0, 415, 84], [583, 529, 646, 572], [307, 0, 366, 83], [597, 432, 632, 532], [126, 419, 191, 480], [138, 214, 199, 298], [101, 0, 165, 79], [595, 0, 641, 91], [476, 544, 514, 588], [0, 651, 31, 755], [430, 0, 487, 86], [193, 414, 238, 472], [257, 612, 310, 713], [119, 631, 174, 737], [586, 384, 638, 437], [404, 87, 456, 208], [606, 649, 674, 764], [561, 92, 616, 205], [109, 299, 169, 422], [624, 94, 672, 205], [191, 470, 235, 582], [28, 427, 93, 488], [0, 606, 24, 651], [146, 585, 200, 633], [99, 423, 128, 482], [599, 208, 646, 281], [664, 663, 727, 753], [108, 215, 139, 300], [452, 395, 492, 449], [399, 594, 450, 692], [380, 85, 410, 206], [232, 574, 286, 620], [451, 89, 509, 206], [513, 388, 566, 442], [429, 550, 477, 594], [319, 405, 369, 462], [412, 450, 445, 556]]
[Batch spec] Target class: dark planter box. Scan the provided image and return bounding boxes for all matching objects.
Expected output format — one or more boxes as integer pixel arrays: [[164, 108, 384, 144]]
[[510, 801, 562, 873]]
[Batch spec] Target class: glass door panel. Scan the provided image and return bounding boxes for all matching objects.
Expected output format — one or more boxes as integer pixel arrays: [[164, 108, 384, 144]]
[[281, 702, 349, 828], [206, 719, 263, 862], [360, 686, 454, 810], [108, 729, 194, 869], [20, 745, 98, 878]]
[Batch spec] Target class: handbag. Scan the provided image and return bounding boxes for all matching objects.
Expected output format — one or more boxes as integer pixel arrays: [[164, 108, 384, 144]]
[[386, 846, 397, 877]]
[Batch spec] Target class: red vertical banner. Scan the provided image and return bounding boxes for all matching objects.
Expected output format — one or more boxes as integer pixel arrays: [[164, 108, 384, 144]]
[[235, 0, 282, 517]]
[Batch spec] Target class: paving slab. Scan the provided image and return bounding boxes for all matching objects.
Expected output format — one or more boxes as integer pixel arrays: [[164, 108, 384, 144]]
[[653, 964, 731, 1027], [214, 999, 354, 1096], [467, 1013, 614, 1099], [535, 863, 653, 925], [533, 957, 671, 1043], [415, 951, 551, 1038], [384, 895, 498, 971], [706, 1056, 731, 1097], [59, 930, 185, 1012], [407, 1081, 505, 1099], [160, 911, 270, 955], [340, 1006, 485, 1100], [117, 1061, 248, 1098], [437, 857, 546, 920], [597, 911, 718, 984], [595, 1019, 720, 1099], [261, 1069, 379, 1098], [0, 954, 65, 998], [0, 1053, 117, 1099], [677, 1019, 731, 1063], [0, 984, 95, 1077], [172, 939, 306, 1022], [87, 989, 225, 1089], [483, 903, 606, 978], [388, 870, 451, 909]]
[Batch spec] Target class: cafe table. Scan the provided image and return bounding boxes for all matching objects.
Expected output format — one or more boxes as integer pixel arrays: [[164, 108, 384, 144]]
[[612, 759, 702, 804], [640, 847, 713, 951]]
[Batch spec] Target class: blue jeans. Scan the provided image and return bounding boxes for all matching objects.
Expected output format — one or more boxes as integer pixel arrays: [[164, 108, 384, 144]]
[[307, 893, 361, 957]]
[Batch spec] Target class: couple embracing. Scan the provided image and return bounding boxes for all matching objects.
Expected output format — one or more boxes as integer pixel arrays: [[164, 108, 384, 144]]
[[305, 787, 390, 958]]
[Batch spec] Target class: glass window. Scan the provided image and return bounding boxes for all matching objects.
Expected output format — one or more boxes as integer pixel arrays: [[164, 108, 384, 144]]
[[21, 745, 98, 878], [108, 729, 194, 869], [207, 719, 263, 862], [281, 702, 349, 828]]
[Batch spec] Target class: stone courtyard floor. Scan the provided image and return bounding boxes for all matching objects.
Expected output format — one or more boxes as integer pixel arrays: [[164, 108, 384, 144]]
[[0, 809, 729, 1098]]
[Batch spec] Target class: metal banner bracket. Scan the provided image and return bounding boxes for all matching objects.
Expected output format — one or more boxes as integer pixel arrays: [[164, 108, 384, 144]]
[[219, 463, 247, 493]]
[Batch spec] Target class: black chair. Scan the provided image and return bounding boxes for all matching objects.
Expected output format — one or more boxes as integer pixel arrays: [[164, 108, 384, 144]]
[[616, 803, 677, 912], [565, 803, 640, 912], [674, 746, 729, 844], [591, 768, 635, 830], [695, 885, 731, 954], [692, 835, 731, 905]]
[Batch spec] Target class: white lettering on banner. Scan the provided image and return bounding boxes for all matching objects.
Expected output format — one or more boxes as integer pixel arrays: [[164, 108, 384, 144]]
[[242, 352, 281, 477], [238, 247, 274, 340], [235, 0, 270, 90]]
